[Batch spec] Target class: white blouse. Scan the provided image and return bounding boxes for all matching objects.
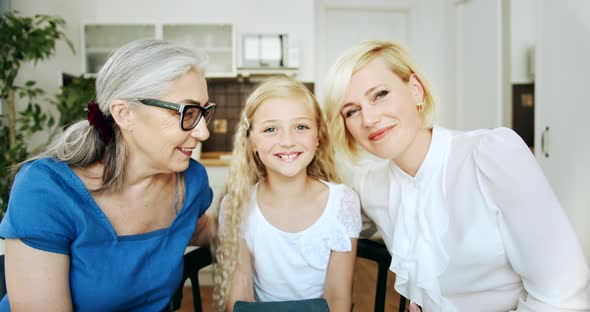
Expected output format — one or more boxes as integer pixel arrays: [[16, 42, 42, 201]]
[[353, 126, 590, 312]]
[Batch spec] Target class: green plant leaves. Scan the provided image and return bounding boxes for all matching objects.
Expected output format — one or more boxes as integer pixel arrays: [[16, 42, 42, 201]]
[[0, 10, 75, 216], [53, 74, 96, 128]]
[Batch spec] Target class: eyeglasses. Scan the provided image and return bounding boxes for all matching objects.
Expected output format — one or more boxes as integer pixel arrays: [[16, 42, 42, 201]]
[[138, 99, 216, 131]]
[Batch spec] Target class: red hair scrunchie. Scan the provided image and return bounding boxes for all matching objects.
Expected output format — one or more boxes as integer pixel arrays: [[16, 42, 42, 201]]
[[87, 100, 113, 145]]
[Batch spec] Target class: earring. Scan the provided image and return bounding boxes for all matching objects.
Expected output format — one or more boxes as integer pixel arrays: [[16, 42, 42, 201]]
[[416, 101, 424, 111], [242, 116, 250, 136]]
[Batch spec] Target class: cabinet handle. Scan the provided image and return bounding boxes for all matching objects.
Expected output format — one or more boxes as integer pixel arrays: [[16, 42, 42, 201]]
[[279, 34, 285, 67], [541, 126, 550, 158]]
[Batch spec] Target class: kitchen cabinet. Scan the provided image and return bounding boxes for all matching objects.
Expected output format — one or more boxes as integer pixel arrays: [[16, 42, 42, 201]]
[[535, 0, 590, 262], [163, 24, 234, 76], [188, 163, 229, 286], [82, 23, 235, 77], [204, 164, 229, 215], [451, 0, 589, 262], [82, 24, 156, 74]]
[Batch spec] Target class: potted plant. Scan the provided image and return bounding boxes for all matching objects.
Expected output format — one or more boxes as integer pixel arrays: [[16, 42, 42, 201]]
[[49, 73, 96, 142], [0, 11, 74, 216]]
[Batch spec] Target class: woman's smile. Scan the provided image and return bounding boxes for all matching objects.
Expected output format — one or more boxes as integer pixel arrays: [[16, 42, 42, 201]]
[[368, 125, 396, 141], [177, 146, 194, 157]]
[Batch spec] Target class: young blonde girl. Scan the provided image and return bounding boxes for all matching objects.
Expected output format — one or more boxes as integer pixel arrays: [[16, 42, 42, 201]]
[[213, 77, 361, 312]]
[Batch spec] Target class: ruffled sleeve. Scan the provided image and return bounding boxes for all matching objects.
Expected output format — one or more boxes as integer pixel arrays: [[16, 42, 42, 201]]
[[335, 185, 362, 238], [299, 184, 362, 269], [474, 128, 590, 310]]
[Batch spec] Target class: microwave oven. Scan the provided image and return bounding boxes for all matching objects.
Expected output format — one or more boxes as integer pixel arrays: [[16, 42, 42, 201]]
[[239, 33, 299, 69]]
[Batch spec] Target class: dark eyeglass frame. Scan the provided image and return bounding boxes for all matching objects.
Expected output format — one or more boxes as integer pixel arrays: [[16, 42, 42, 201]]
[[138, 98, 216, 131]]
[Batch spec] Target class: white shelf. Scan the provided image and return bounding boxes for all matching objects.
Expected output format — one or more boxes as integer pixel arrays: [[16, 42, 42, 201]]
[[84, 24, 155, 49], [203, 48, 232, 53], [206, 72, 238, 78], [237, 67, 299, 77], [82, 23, 235, 75], [86, 48, 117, 54], [180, 47, 232, 54]]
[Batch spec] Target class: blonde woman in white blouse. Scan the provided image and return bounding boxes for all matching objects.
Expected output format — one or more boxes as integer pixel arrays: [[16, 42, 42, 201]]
[[323, 40, 590, 312]]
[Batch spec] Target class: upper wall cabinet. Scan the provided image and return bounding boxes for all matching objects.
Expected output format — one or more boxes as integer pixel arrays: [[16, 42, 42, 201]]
[[163, 24, 234, 76], [82, 23, 236, 77], [83, 24, 156, 75]]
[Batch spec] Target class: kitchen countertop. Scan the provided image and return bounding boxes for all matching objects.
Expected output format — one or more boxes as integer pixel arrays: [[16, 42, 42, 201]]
[[198, 152, 231, 167]]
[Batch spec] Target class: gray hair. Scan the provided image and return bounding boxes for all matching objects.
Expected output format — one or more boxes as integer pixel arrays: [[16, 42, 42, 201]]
[[13, 39, 208, 192]]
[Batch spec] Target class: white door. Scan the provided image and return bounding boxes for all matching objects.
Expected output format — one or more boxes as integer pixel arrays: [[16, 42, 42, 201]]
[[315, 1, 412, 103], [535, 0, 590, 262], [454, 0, 511, 131]]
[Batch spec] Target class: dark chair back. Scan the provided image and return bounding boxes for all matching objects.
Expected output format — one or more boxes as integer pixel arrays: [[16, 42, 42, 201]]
[[169, 245, 213, 312], [357, 238, 407, 312], [0, 254, 6, 298]]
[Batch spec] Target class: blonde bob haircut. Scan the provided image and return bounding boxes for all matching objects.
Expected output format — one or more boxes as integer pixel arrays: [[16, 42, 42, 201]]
[[212, 77, 340, 311], [323, 40, 437, 161]]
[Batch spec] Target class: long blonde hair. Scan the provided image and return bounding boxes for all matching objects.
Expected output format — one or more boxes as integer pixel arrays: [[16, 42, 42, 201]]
[[323, 40, 437, 161], [212, 77, 340, 311]]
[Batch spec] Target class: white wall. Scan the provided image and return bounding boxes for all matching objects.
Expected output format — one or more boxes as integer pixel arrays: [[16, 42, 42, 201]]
[[314, 0, 458, 128], [409, 0, 457, 129], [9, 0, 316, 146], [9, 0, 87, 146], [11, 0, 316, 80], [11, 0, 462, 131], [534, 0, 590, 262], [453, 0, 510, 131], [90, 0, 316, 81], [11, 0, 462, 129], [0, 0, 8, 12], [6, 0, 539, 135]]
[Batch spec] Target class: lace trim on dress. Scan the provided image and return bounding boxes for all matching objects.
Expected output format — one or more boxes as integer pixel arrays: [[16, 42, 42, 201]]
[[299, 185, 361, 270], [336, 186, 362, 238]]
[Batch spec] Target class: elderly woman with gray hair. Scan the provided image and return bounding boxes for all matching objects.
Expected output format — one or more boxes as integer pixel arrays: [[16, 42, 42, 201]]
[[0, 39, 216, 311]]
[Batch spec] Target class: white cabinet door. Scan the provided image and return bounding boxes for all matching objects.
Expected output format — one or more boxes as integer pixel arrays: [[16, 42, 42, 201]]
[[83, 24, 156, 73], [205, 166, 229, 214], [535, 0, 590, 262], [454, 0, 510, 130], [83, 23, 235, 77], [163, 24, 235, 77]]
